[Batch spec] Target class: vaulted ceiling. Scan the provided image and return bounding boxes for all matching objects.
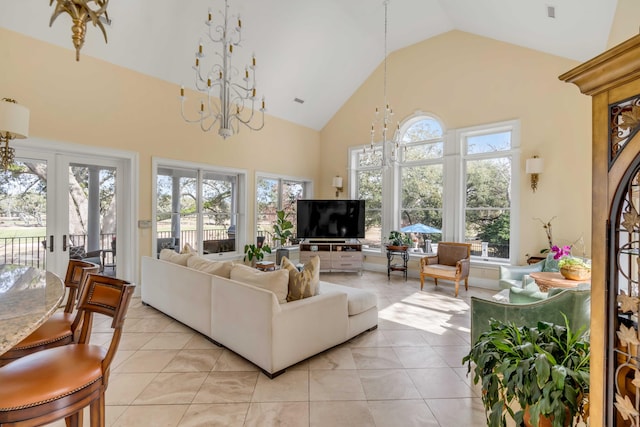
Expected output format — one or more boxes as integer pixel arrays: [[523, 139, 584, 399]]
[[0, 0, 618, 131]]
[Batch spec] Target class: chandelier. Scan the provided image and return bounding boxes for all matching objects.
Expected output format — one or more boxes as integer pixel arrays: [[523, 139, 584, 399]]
[[180, 0, 265, 139], [366, 0, 403, 168], [49, 0, 111, 62], [0, 99, 30, 170]]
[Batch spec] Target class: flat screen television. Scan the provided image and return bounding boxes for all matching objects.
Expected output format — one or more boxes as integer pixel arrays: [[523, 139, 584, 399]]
[[296, 199, 365, 240]]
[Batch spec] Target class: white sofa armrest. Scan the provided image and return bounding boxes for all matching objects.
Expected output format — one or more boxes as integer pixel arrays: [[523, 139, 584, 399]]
[[272, 291, 349, 372]]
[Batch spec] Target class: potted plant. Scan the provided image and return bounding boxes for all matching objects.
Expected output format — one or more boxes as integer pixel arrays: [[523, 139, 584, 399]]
[[552, 245, 591, 281], [272, 210, 294, 265], [463, 315, 590, 427], [386, 230, 412, 250], [243, 242, 272, 267]]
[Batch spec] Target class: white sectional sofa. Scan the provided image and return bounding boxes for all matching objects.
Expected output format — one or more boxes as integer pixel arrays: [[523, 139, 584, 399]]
[[140, 255, 378, 377]]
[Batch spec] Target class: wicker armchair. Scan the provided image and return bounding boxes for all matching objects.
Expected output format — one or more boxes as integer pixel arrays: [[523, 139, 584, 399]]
[[419, 242, 471, 297]]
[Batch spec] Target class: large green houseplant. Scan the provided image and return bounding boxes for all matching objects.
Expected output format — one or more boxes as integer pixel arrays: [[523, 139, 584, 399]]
[[243, 242, 272, 267], [462, 315, 590, 427], [272, 209, 294, 264]]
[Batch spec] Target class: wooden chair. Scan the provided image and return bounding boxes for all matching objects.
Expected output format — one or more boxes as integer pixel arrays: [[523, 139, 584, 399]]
[[0, 274, 135, 426], [419, 242, 471, 297], [0, 259, 100, 367]]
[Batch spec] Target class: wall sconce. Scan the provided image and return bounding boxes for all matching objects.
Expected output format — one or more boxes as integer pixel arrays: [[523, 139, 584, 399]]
[[0, 98, 30, 170], [525, 156, 544, 192], [332, 176, 343, 197]]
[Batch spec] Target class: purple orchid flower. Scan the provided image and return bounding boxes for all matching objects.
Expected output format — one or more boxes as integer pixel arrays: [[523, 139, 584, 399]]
[[551, 245, 572, 260]]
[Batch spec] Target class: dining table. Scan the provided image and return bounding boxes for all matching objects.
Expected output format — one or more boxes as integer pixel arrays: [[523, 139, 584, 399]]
[[0, 264, 65, 356]]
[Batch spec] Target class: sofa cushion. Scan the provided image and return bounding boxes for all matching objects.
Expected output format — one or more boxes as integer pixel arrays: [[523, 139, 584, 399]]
[[159, 249, 193, 266], [187, 256, 234, 278], [509, 282, 548, 303], [230, 264, 289, 304], [281, 256, 319, 302], [320, 282, 377, 316], [421, 264, 457, 279]]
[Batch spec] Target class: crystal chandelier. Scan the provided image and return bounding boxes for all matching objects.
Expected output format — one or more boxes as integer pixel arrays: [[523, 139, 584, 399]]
[[180, 0, 265, 140], [366, 0, 403, 168], [49, 0, 110, 62]]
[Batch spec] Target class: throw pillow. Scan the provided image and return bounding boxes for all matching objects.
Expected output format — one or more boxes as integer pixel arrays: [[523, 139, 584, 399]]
[[187, 256, 234, 278], [230, 264, 289, 304], [68, 245, 86, 259], [542, 252, 560, 272], [180, 243, 195, 254], [159, 248, 193, 266], [281, 255, 319, 302]]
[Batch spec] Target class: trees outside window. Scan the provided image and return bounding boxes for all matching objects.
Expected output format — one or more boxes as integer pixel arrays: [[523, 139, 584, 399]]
[[350, 115, 519, 262], [256, 175, 309, 247], [155, 162, 244, 256]]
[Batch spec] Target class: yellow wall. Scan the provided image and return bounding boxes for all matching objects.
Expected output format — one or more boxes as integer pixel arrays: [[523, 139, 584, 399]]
[[0, 28, 320, 258], [321, 30, 592, 266], [607, 0, 640, 48]]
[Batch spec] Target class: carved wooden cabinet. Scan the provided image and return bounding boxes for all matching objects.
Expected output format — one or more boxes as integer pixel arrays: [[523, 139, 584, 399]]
[[560, 34, 640, 426]]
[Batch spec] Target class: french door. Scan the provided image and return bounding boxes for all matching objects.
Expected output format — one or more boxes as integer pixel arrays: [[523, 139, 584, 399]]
[[0, 143, 134, 282]]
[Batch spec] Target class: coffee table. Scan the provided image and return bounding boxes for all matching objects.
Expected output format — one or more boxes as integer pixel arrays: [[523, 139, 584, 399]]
[[529, 271, 589, 292]]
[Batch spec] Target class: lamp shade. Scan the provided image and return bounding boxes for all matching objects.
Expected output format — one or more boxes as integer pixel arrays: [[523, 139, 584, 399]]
[[0, 100, 30, 139], [332, 176, 343, 188], [526, 157, 544, 174]]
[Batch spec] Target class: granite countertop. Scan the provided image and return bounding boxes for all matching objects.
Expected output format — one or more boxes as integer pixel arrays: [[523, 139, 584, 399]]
[[0, 265, 65, 356]]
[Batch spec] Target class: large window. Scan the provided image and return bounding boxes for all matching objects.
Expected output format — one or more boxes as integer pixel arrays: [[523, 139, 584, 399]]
[[399, 117, 444, 250], [154, 160, 245, 257], [350, 115, 519, 263], [353, 148, 383, 248], [256, 175, 310, 247], [461, 128, 514, 261]]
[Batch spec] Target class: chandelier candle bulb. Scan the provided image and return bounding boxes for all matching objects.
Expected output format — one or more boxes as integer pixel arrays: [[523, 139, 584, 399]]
[[238, 17, 241, 28], [180, 86, 184, 97], [208, 9, 212, 22]]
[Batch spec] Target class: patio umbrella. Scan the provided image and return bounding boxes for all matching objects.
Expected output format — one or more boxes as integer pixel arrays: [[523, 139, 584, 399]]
[[400, 223, 442, 234]]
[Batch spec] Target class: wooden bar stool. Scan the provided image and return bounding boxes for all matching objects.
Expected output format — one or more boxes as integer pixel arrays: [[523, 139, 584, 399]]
[[0, 274, 135, 427], [0, 259, 100, 367]]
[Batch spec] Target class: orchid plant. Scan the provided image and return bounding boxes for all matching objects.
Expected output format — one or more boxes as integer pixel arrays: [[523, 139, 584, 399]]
[[552, 244, 591, 269]]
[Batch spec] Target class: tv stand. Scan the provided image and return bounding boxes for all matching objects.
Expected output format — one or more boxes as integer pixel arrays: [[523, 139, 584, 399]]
[[299, 239, 363, 273]]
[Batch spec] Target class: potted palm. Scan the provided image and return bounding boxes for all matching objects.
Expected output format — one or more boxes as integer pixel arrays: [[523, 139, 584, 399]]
[[272, 210, 294, 265], [463, 315, 590, 427]]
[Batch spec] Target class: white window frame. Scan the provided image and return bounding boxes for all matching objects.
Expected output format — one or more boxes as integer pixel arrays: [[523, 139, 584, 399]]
[[255, 172, 313, 246], [454, 120, 521, 264], [349, 117, 521, 265], [152, 157, 247, 259]]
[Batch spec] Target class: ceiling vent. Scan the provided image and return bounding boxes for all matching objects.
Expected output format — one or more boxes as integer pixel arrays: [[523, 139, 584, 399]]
[[294, 98, 305, 104], [547, 5, 556, 18]]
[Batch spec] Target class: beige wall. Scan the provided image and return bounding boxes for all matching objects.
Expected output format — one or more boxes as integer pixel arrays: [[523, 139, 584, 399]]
[[607, 0, 640, 48], [321, 30, 592, 266], [0, 28, 320, 260]]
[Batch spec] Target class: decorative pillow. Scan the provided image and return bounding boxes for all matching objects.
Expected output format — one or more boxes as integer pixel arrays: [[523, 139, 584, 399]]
[[542, 252, 560, 272], [281, 256, 319, 302], [69, 245, 86, 259], [230, 264, 289, 304], [159, 248, 193, 266], [187, 256, 233, 278], [180, 243, 196, 254]]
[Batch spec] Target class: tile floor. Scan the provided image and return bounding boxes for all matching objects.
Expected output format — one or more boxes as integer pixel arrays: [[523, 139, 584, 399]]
[[46, 271, 496, 427]]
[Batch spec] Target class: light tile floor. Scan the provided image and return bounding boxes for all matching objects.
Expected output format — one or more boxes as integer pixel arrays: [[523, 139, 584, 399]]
[[46, 271, 495, 427]]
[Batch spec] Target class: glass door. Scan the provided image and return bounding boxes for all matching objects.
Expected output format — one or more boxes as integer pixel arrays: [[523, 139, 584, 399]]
[[65, 162, 117, 276], [0, 155, 53, 271], [0, 148, 130, 281]]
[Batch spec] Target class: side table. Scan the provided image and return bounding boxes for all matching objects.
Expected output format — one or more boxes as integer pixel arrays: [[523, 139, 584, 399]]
[[529, 272, 588, 292], [386, 246, 409, 280]]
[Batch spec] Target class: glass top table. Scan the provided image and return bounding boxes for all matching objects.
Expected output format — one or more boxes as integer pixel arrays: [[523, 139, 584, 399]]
[[0, 264, 65, 356]]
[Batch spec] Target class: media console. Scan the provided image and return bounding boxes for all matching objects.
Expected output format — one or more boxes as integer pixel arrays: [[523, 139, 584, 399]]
[[299, 239, 363, 273]]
